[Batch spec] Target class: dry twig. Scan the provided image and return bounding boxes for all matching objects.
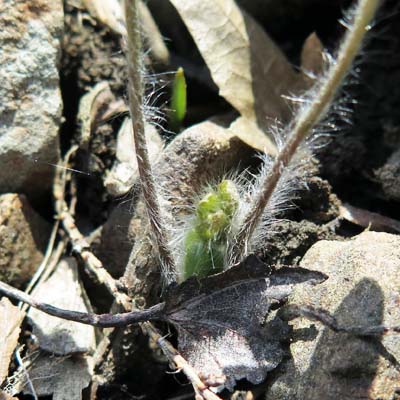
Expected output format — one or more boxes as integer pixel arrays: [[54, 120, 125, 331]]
[[339, 203, 400, 233], [142, 322, 223, 400], [280, 304, 400, 336], [53, 145, 131, 308]]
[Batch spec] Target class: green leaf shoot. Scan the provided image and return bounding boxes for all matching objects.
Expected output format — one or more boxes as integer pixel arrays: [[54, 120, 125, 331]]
[[182, 180, 239, 280], [169, 67, 187, 131]]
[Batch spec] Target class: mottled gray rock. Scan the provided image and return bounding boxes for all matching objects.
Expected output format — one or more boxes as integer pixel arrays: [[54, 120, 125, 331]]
[[375, 148, 400, 201], [28, 258, 96, 355], [0, 0, 63, 198], [15, 352, 93, 400], [0, 193, 50, 288], [266, 232, 400, 400]]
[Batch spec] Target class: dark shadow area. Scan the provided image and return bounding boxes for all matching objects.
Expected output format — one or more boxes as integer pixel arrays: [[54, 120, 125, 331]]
[[300, 278, 384, 399], [239, 0, 351, 62], [242, 0, 352, 135]]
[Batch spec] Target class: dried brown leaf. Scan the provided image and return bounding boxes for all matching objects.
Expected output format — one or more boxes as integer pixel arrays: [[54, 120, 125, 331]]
[[137, 1, 170, 64], [301, 32, 326, 78], [83, 0, 169, 63], [169, 0, 305, 151], [339, 203, 400, 233], [228, 116, 277, 154], [0, 298, 24, 385], [164, 256, 326, 390]]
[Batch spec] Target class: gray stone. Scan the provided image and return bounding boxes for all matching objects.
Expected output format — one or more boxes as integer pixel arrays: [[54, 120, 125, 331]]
[[0, 0, 63, 199], [0, 193, 50, 288], [266, 232, 400, 400], [375, 148, 400, 201], [28, 258, 96, 355], [15, 352, 93, 400], [104, 118, 164, 197]]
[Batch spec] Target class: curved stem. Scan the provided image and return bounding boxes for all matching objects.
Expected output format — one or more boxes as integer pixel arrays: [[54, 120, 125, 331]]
[[230, 0, 380, 264], [0, 280, 165, 327], [125, 0, 176, 280]]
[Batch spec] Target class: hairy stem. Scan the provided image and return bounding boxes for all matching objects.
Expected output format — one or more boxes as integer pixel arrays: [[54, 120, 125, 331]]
[[125, 0, 176, 281], [0, 280, 165, 327], [230, 0, 380, 264]]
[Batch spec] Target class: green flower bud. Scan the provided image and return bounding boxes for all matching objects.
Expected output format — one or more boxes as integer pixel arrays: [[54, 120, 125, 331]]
[[181, 179, 239, 280]]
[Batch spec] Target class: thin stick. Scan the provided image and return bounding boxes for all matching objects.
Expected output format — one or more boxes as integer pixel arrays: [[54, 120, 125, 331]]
[[20, 238, 66, 314], [53, 145, 132, 308], [32, 239, 66, 290], [280, 304, 400, 336], [124, 0, 176, 282], [22, 220, 60, 299], [230, 0, 380, 264], [0, 280, 165, 327], [60, 208, 132, 307]]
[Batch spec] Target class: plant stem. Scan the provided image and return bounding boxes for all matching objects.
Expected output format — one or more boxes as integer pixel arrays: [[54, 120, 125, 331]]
[[125, 0, 176, 280], [230, 0, 380, 264]]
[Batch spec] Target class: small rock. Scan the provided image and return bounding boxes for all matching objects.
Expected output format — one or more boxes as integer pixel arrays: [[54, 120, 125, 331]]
[[0, 0, 63, 199], [375, 148, 400, 201], [266, 231, 400, 400], [15, 352, 93, 400], [0, 194, 50, 288], [28, 258, 96, 355], [104, 118, 164, 197]]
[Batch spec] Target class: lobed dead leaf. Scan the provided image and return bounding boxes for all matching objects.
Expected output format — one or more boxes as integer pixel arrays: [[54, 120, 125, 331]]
[[163, 256, 326, 390]]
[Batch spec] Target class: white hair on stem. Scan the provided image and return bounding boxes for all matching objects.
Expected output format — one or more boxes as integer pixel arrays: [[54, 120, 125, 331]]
[[228, 0, 381, 265], [124, 0, 177, 283]]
